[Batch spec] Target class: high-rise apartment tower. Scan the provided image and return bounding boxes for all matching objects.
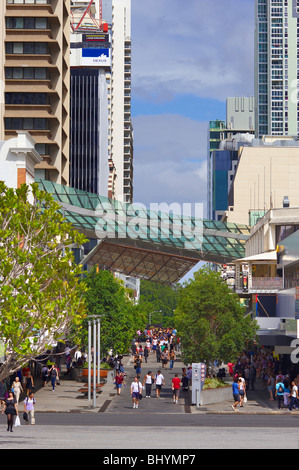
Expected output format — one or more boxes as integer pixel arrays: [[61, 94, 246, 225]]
[[110, 0, 133, 203], [255, 0, 299, 137], [0, 0, 70, 185]]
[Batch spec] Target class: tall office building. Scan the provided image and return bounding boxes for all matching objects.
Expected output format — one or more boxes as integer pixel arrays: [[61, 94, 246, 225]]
[[70, 0, 110, 196], [1, 0, 70, 185], [207, 97, 255, 220], [110, 0, 133, 203], [255, 0, 299, 138]]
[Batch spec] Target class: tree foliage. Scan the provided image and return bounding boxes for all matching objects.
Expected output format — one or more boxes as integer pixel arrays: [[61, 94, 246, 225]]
[[0, 182, 87, 381], [139, 279, 180, 327], [174, 267, 259, 365], [78, 269, 146, 356]]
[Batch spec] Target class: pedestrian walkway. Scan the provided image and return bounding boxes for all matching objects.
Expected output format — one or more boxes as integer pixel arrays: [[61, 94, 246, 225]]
[[16, 351, 299, 415], [20, 348, 188, 414], [191, 378, 299, 415], [106, 348, 187, 414]]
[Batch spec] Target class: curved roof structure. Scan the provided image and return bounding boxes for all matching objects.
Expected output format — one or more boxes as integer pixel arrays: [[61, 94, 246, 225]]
[[38, 180, 250, 284]]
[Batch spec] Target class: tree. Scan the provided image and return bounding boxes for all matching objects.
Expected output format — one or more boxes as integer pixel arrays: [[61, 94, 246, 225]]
[[79, 269, 146, 356], [174, 266, 258, 366], [0, 182, 87, 381], [139, 279, 180, 327]]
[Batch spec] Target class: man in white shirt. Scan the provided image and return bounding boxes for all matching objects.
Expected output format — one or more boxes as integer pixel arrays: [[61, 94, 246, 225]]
[[155, 370, 165, 398], [130, 376, 143, 409], [289, 381, 299, 411]]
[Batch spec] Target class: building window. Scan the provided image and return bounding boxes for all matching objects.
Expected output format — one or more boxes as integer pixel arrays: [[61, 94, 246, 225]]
[[5, 42, 48, 54], [5, 67, 48, 80], [6, 1, 50, 5], [5, 117, 48, 130], [5, 93, 48, 105], [6, 17, 48, 29]]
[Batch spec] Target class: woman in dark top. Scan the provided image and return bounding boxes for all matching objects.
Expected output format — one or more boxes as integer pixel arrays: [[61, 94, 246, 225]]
[[1, 391, 18, 432], [26, 372, 34, 396]]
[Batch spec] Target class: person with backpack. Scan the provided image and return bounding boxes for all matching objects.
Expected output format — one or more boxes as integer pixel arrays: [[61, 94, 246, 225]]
[[24, 392, 36, 425], [134, 355, 142, 380], [275, 379, 285, 409]]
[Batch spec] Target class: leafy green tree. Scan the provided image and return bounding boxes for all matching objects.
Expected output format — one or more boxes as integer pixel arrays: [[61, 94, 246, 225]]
[[139, 280, 180, 327], [0, 182, 87, 381], [174, 266, 258, 366], [79, 269, 145, 356]]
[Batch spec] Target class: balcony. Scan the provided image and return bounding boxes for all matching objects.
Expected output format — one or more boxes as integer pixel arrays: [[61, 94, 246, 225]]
[[251, 277, 284, 291]]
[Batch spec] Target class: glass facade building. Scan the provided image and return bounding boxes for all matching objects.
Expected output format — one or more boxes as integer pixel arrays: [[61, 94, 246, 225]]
[[212, 149, 239, 221], [70, 69, 102, 195], [255, 0, 299, 137]]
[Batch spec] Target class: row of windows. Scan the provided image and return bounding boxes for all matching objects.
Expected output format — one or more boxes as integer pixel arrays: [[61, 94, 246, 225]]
[[5, 67, 48, 80], [6, 17, 48, 30], [5, 93, 48, 105], [6, 42, 48, 54], [6, 0, 50, 3], [5, 117, 48, 130]]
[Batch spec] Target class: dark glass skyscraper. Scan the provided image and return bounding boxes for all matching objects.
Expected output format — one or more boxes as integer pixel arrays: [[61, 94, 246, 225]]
[[70, 69, 102, 194]]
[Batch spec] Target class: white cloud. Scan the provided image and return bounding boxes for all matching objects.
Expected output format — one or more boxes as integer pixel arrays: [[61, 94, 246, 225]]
[[130, 0, 255, 217], [132, 114, 208, 212], [132, 0, 254, 102]]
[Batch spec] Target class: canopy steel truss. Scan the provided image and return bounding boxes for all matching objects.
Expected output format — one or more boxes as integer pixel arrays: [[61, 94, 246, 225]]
[[37, 180, 250, 284]]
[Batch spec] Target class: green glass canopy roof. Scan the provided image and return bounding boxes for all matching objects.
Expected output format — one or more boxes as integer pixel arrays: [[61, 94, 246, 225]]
[[38, 180, 250, 284]]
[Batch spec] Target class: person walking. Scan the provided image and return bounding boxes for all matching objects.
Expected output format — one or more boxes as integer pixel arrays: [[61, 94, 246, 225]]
[[161, 347, 169, 369], [41, 364, 49, 387], [2, 391, 18, 432], [267, 373, 275, 401], [25, 371, 34, 396], [24, 392, 36, 425], [155, 370, 165, 398], [130, 376, 142, 409], [12, 377, 23, 405], [275, 378, 285, 409], [134, 355, 142, 380], [114, 372, 126, 396], [144, 345, 149, 363], [232, 377, 240, 411], [169, 350, 176, 370], [238, 375, 246, 407], [172, 373, 181, 404], [49, 364, 59, 391], [289, 381, 299, 411], [143, 371, 154, 398], [0, 380, 7, 407], [156, 343, 161, 363]]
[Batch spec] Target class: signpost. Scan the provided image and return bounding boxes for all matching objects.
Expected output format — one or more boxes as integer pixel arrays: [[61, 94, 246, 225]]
[[192, 363, 206, 406]]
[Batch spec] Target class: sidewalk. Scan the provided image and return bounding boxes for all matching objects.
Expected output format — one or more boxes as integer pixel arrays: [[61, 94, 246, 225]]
[[21, 366, 117, 413], [190, 378, 299, 415], [23, 352, 299, 415]]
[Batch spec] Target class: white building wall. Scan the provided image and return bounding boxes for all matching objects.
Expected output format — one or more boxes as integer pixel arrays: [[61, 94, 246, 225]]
[[111, 0, 133, 202]]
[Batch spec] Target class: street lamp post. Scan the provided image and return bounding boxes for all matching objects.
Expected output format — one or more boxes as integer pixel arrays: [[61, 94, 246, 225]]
[[88, 321, 91, 402], [93, 319, 97, 408], [97, 318, 101, 385], [87, 316, 102, 407]]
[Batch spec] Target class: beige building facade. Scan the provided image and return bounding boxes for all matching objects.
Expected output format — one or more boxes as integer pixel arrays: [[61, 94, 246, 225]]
[[1, 0, 70, 185], [224, 137, 299, 226]]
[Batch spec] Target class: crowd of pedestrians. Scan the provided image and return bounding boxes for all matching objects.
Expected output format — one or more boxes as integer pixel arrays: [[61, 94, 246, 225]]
[[229, 347, 299, 412], [127, 327, 188, 410]]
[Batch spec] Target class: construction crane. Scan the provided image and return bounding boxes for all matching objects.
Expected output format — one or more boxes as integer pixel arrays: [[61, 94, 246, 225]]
[[70, 0, 107, 33]]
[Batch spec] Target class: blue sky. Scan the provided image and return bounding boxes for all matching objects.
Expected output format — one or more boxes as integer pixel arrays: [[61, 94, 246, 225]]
[[131, 0, 255, 213]]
